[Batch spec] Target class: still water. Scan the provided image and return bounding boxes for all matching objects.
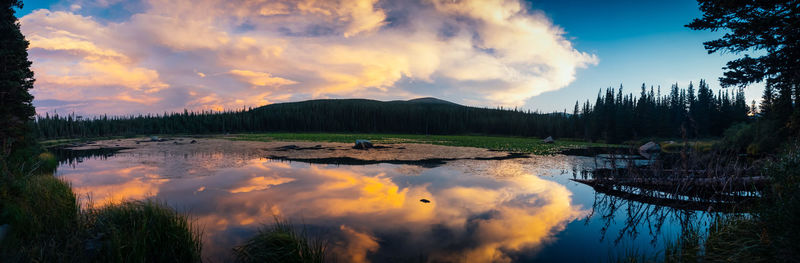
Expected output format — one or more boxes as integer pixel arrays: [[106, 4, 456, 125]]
[[55, 150, 707, 262]]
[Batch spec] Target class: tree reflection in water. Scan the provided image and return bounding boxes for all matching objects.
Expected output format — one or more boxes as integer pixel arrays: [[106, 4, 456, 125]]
[[584, 188, 704, 245]]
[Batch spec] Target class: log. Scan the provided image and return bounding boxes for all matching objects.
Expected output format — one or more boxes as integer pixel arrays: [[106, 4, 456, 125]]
[[583, 183, 757, 213]]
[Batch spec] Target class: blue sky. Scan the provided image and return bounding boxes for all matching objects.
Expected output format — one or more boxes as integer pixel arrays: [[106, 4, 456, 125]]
[[523, 0, 762, 112], [16, 0, 762, 114]]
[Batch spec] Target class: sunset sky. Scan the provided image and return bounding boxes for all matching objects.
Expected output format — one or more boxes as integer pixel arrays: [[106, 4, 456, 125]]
[[16, 0, 763, 115]]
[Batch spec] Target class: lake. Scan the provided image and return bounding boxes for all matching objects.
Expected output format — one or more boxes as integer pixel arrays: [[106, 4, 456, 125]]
[[55, 147, 710, 262]]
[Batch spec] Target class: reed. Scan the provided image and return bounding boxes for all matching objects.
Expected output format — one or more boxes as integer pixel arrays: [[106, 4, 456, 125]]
[[233, 217, 328, 263]]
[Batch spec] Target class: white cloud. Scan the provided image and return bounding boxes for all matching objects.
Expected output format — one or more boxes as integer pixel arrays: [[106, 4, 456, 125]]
[[22, 0, 596, 115]]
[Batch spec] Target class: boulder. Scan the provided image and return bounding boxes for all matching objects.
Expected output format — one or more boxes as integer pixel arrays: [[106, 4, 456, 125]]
[[353, 140, 374, 149], [150, 136, 159, 141], [543, 136, 555, 144], [639, 141, 661, 159], [190, 140, 197, 144]]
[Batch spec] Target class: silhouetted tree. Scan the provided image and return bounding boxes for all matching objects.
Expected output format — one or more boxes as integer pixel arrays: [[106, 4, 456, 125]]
[[687, 0, 800, 133], [33, 80, 749, 143], [0, 0, 36, 159]]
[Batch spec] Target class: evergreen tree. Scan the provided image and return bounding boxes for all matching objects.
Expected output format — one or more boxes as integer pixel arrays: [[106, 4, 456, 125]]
[[687, 0, 800, 133], [0, 0, 36, 159]]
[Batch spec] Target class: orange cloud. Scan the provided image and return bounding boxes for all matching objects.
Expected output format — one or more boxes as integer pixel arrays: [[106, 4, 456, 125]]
[[229, 176, 295, 193], [336, 225, 380, 263], [228, 69, 298, 87]]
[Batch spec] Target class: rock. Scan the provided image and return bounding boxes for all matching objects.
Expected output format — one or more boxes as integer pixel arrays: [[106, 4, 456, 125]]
[[639, 141, 661, 159], [353, 140, 374, 149], [190, 140, 197, 144], [150, 136, 159, 141], [173, 141, 179, 145], [420, 199, 431, 203], [543, 136, 555, 144]]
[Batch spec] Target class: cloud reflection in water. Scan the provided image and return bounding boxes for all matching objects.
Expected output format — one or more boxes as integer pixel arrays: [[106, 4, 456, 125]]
[[57, 155, 585, 262]]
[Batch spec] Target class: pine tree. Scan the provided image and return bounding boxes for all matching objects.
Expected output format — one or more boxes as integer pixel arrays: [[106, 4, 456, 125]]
[[687, 0, 800, 134], [1, 0, 36, 158]]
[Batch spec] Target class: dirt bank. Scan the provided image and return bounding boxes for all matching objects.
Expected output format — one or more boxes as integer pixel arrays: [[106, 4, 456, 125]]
[[61, 137, 524, 163]]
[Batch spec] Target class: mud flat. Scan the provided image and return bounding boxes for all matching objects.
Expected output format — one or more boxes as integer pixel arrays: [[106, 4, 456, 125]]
[[59, 137, 528, 165]]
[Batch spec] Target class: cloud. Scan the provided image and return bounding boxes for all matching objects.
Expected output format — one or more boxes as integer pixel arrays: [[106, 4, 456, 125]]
[[22, 0, 596, 115], [228, 69, 297, 87]]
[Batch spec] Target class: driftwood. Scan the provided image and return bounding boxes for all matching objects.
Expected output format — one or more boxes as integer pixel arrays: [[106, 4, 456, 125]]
[[582, 182, 757, 212], [574, 176, 768, 191], [591, 168, 758, 179]]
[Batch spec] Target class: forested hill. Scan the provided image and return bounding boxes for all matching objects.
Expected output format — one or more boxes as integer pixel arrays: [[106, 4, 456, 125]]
[[246, 98, 555, 135], [34, 82, 750, 143]]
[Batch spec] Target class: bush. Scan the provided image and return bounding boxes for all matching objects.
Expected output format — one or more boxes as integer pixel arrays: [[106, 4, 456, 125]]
[[718, 120, 781, 155]]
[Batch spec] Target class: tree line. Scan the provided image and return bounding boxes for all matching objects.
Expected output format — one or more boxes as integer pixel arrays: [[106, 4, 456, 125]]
[[34, 81, 749, 144]]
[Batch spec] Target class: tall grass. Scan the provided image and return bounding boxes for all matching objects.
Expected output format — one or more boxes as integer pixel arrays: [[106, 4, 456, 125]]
[[1, 160, 202, 262], [759, 142, 800, 261], [85, 200, 203, 262], [0, 174, 83, 262], [233, 217, 328, 263]]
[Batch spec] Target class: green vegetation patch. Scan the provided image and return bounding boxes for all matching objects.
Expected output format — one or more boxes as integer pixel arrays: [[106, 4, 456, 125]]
[[231, 133, 616, 155], [85, 200, 203, 263], [1, 171, 202, 262], [234, 217, 327, 263], [660, 140, 717, 153], [0, 174, 82, 262]]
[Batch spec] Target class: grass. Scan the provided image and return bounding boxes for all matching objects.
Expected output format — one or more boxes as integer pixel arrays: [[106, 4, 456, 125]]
[[0, 174, 83, 262], [39, 136, 130, 148], [0, 154, 202, 262], [85, 200, 203, 263], [233, 217, 327, 263], [231, 133, 618, 155], [660, 140, 717, 153]]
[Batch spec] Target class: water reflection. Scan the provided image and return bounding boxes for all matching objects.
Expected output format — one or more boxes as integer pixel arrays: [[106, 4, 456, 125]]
[[55, 150, 712, 262], [57, 152, 588, 262]]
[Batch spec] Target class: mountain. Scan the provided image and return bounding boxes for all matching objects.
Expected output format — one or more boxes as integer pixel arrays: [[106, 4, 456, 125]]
[[246, 97, 556, 136], [405, 97, 460, 105], [262, 97, 461, 109], [37, 97, 575, 139]]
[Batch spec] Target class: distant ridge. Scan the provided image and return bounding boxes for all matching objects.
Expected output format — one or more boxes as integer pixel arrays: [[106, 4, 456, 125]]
[[259, 97, 463, 109], [405, 97, 460, 105]]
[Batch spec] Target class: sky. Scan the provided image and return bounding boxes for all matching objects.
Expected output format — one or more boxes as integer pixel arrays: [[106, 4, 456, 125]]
[[15, 0, 764, 116]]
